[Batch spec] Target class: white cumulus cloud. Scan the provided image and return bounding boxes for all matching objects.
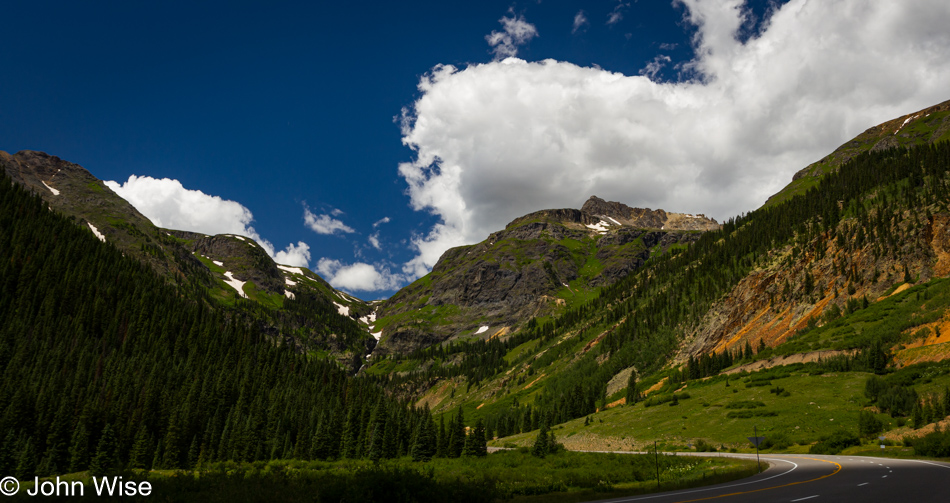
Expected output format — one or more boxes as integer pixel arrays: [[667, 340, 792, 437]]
[[316, 258, 404, 293], [396, 0, 950, 278], [304, 208, 355, 235], [104, 175, 311, 268], [485, 12, 538, 60]]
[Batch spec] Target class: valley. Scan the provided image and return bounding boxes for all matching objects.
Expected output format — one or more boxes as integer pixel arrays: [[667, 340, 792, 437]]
[[3, 98, 950, 502]]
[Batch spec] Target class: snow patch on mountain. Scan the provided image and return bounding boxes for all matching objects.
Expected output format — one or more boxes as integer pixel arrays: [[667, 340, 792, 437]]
[[277, 264, 304, 275], [359, 312, 377, 325], [87, 223, 106, 242], [475, 326, 489, 335], [334, 302, 350, 317], [285, 277, 297, 287], [212, 260, 223, 267], [284, 290, 295, 299], [223, 271, 248, 298], [41, 181, 60, 196], [585, 221, 610, 234]]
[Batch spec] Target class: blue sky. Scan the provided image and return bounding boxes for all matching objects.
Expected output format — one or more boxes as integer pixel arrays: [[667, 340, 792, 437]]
[[2, 1, 949, 298]]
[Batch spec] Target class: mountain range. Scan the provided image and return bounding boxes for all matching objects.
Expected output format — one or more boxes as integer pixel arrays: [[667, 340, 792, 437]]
[[3, 97, 950, 480]]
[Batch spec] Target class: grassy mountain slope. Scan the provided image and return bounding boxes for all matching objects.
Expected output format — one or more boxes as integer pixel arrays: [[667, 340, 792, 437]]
[[0, 149, 375, 369]]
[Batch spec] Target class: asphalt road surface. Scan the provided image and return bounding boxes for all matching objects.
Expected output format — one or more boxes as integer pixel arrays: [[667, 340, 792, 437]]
[[590, 453, 950, 503]]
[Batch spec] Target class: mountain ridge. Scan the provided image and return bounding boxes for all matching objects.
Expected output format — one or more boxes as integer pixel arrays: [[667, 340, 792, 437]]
[[0, 149, 377, 370]]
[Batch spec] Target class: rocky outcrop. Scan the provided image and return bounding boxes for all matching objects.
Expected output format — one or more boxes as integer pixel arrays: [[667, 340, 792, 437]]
[[682, 210, 948, 361], [582, 195, 719, 231]]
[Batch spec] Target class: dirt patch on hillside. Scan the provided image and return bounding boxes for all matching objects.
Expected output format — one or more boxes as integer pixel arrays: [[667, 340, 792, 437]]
[[725, 350, 855, 374], [643, 377, 668, 395], [877, 282, 911, 301], [883, 416, 950, 442]]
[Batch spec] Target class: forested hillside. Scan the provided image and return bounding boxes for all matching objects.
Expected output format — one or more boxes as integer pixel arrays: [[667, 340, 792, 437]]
[[1, 150, 377, 369], [0, 172, 448, 479]]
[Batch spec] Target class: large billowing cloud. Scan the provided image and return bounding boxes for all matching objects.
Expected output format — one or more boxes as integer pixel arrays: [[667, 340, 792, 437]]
[[397, 0, 950, 278], [105, 175, 312, 267]]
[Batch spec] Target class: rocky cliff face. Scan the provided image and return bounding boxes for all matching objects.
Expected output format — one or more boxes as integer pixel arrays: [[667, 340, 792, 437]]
[[374, 196, 715, 355], [684, 208, 947, 363], [581, 196, 719, 231]]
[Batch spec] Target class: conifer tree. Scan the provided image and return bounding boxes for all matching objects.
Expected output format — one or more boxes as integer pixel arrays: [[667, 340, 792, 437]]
[[436, 415, 447, 458], [129, 425, 153, 469], [90, 424, 118, 476], [15, 437, 37, 481], [626, 372, 640, 405], [68, 423, 90, 473], [410, 409, 436, 462], [532, 423, 551, 458]]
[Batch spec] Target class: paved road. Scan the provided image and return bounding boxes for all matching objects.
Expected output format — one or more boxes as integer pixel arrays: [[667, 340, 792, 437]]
[[589, 453, 950, 503]]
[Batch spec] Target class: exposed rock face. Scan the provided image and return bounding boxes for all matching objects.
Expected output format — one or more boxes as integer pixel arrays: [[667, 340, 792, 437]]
[[172, 231, 286, 296], [581, 196, 719, 231], [375, 196, 716, 355], [682, 210, 949, 361]]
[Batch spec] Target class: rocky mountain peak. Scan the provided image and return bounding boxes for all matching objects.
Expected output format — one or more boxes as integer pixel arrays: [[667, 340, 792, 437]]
[[581, 195, 719, 231]]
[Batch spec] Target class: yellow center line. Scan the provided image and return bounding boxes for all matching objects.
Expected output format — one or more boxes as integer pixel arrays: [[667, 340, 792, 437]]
[[672, 457, 843, 503]]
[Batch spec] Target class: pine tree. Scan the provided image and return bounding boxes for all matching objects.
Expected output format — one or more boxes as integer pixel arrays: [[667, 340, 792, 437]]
[[68, 423, 91, 473], [367, 424, 383, 463], [626, 371, 640, 405], [435, 415, 447, 458], [15, 437, 37, 481], [470, 418, 487, 457], [0, 432, 17, 477], [129, 425, 153, 470], [410, 408, 436, 462], [532, 423, 551, 458], [162, 414, 182, 469], [447, 408, 465, 458], [90, 424, 119, 476]]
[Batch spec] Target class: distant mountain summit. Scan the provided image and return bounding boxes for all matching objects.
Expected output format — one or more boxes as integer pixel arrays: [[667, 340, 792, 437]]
[[372, 196, 718, 356], [581, 195, 719, 231]]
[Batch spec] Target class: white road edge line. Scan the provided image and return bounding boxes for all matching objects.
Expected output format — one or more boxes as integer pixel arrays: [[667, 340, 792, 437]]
[[791, 496, 819, 502], [602, 457, 799, 502], [858, 483, 869, 486]]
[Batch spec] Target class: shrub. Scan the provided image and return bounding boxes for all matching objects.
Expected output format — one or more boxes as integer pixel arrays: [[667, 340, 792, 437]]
[[760, 433, 792, 450], [725, 400, 766, 409], [694, 439, 717, 452], [858, 410, 884, 438], [905, 426, 950, 457], [809, 430, 860, 455]]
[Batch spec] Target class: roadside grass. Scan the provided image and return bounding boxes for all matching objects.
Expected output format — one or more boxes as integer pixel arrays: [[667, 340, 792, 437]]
[[494, 370, 878, 451]]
